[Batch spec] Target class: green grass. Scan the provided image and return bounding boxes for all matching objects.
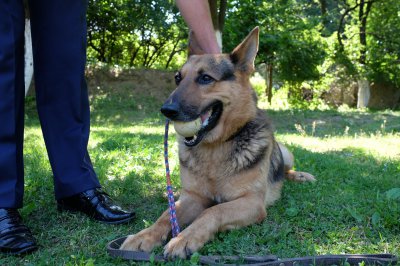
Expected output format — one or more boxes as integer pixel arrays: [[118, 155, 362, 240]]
[[2, 81, 399, 265]]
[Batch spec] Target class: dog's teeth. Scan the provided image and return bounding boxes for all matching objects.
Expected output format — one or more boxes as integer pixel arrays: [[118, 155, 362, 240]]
[[184, 134, 198, 145], [201, 110, 212, 127], [202, 110, 213, 127]]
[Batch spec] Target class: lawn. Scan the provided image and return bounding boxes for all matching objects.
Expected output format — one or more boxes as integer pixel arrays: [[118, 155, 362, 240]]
[[1, 76, 399, 265]]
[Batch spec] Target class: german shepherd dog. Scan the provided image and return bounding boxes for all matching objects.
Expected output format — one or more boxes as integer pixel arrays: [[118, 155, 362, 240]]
[[121, 27, 315, 259]]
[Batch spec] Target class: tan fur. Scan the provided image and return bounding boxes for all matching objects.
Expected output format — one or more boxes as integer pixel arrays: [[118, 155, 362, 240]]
[[121, 27, 315, 259]]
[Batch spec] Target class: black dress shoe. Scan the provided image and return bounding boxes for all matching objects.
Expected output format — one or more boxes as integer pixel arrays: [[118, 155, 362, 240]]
[[0, 208, 38, 255], [57, 188, 135, 224]]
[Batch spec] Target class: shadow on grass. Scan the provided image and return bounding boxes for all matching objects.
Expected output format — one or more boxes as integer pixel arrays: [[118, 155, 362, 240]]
[[13, 129, 178, 262], [25, 90, 166, 128], [25, 90, 400, 137], [11, 130, 399, 265], [90, 93, 165, 126]]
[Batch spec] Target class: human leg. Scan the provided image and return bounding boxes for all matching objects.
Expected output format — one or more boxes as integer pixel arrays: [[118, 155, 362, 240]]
[[28, 0, 100, 199], [0, 0, 25, 209], [28, 0, 134, 224], [0, 0, 37, 255]]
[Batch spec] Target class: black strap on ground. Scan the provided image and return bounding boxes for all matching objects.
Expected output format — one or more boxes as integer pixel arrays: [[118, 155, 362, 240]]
[[107, 237, 398, 265], [200, 254, 398, 266]]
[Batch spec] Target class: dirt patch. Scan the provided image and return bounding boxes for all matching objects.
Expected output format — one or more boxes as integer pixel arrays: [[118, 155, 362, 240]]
[[86, 68, 177, 102], [27, 68, 177, 103]]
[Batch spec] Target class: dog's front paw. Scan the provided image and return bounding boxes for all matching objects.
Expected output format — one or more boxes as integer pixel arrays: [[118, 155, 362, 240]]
[[163, 233, 205, 259], [120, 228, 164, 252]]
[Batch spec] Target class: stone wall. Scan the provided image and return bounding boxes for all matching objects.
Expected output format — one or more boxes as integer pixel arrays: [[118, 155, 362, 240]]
[[322, 79, 400, 109]]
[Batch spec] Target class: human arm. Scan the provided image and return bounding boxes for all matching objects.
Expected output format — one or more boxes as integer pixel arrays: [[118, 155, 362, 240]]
[[176, 0, 221, 54]]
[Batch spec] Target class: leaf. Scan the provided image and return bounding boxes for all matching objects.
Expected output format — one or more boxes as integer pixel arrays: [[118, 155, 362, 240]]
[[371, 212, 381, 226], [21, 202, 36, 216], [149, 253, 155, 264], [190, 252, 200, 265], [285, 207, 300, 217], [345, 206, 363, 223], [385, 188, 400, 200], [85, 259, 95, 266]]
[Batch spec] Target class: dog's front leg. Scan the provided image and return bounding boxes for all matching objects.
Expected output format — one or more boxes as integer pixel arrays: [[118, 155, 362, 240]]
[[163, 195, 266, 259], [120, 191, 208, 252]]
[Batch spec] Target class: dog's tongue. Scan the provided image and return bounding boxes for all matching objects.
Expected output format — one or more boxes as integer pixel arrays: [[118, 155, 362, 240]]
[[200, 110, 212, 124]]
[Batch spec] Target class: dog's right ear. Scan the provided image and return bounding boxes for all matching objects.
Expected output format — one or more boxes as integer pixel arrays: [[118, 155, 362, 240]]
[[188, 30, 205, 57], [230, 27, 259, 73]]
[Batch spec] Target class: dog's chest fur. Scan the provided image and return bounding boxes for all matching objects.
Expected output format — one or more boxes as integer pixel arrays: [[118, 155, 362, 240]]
[[178, 110, 282, 202]]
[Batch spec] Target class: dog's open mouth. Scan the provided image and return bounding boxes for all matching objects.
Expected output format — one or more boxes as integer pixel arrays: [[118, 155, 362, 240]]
[[174, 101, 223, 147]]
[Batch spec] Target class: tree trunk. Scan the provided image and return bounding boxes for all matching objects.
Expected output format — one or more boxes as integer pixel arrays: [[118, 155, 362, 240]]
[[318, 0, 327, 15], [208, 0, 226, 50], [215, 30, 222, 51], [165, 38, 185, 69], [337, 3, 359, 52], [129, 47, 139, 67], [264, 63, 273, 103], [318, 0, 328, 31], [356, 0, 374, 108], [357, 78, 370, 108]]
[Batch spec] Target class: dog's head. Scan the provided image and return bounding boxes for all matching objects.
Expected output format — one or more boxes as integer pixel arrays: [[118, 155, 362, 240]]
[[161, 27, 259, 147]]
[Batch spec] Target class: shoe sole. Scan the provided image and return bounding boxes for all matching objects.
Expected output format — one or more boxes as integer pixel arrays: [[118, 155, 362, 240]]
[[1, 245, 38, 256], [57, 205, 135, 225], [100, 214, 136, 225]]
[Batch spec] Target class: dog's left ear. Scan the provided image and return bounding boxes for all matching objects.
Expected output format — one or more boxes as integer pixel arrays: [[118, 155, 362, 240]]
[[230, 27, 259, 73], [188, 30, 205, 57]]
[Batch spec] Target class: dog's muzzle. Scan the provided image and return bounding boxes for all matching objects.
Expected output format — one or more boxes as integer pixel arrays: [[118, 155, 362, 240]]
[[160, 101, 223, 147]]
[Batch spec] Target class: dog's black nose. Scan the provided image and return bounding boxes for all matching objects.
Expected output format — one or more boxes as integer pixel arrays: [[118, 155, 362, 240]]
[[160, 102, 180, 120]]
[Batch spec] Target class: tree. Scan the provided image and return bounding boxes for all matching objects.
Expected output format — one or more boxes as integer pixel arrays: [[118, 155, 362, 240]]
[[82, 0, 399, 109], [223, 0, 326, 103], [86, 0, 188, 69], [334, 0, 400, 108], [367, 0, 400, 88], [336, 0, 375, 108]]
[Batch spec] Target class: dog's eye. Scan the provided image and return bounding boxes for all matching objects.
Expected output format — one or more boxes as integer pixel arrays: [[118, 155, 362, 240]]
[[197, 74, 215, 85], [175, 72, 182, 85]]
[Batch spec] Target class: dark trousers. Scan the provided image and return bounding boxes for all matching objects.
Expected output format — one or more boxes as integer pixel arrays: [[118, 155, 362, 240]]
[[0, 0, 100, 208]]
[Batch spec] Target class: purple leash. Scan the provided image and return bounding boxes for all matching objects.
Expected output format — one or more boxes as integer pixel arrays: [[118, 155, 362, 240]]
[[164, 119, 180, 237]]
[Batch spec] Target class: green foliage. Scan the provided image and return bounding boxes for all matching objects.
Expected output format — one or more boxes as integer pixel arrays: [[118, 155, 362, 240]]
[[325, 0, 400, 86], [222, 0, 328, 104], [87, 0, 187, 69], [84, 0, 400, 108], [276, 32, 326, 83], [367, 0, 400, 86]]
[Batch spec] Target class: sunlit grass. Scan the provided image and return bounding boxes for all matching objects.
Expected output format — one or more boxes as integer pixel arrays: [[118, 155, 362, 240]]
[[278, 135, 400, 159]]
